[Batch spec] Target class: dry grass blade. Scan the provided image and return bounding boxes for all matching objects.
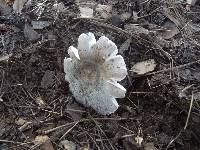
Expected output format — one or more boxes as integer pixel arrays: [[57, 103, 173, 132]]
[[90, 116, 116, 150], [184, 92, 194, 130], [0, 139, 33, 148], [42, 117, 136, 134], [165, 130, 183, 150], [59, 121, 80, 140]]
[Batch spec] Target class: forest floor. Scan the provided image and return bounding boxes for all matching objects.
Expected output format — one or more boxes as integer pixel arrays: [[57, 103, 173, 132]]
[[0, 0, 200, 149]]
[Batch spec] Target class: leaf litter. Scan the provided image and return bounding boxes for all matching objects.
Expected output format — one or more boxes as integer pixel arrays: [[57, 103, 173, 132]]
[[0, 0, 199, 149]]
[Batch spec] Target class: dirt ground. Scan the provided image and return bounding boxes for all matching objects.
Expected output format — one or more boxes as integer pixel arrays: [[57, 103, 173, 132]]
[[0, 0, 200, 149]]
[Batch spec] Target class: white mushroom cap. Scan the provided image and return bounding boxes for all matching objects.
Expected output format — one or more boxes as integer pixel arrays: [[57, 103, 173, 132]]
[[64, 32, 128, 115]]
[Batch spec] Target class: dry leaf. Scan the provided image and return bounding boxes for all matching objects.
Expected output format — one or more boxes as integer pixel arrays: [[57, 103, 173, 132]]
[[79, 7, 93, 18], [76, 0, 95, 18], [119, 38, 131, 54], [41, 70, 55, 89], [35, 135, 54, 150], [15, 118, 26, 126], [135, 136, 143, 147], [13, 0, 27, 14], [35, 97, 47, 107], [131, 59, 156, 74], [95, 4, 112, 19], [35, 135, 50, 143], [82, 144, 90, 150]]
